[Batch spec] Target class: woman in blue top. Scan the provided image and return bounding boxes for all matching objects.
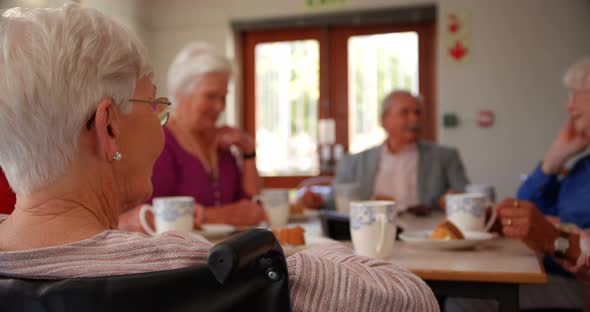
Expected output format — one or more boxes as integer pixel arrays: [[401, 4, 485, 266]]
[[518, 57, 590, 229]]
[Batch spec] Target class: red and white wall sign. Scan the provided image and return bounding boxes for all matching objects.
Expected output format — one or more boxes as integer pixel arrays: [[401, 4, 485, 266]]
[[445, 11, 471, 63]]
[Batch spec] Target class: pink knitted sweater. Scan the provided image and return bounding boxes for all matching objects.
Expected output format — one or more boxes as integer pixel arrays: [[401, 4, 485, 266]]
[[0, 217, 438, 311]]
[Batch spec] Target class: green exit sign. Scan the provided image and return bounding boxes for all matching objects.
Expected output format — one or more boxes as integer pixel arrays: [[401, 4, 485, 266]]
[[306, 0, 349, 8]]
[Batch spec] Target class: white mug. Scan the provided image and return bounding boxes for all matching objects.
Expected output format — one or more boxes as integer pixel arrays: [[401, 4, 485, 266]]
[[350, 201, 397, 259], [139, 196, 195, 236], [260, 189, 290, 228], [465, 184, 496, 204], [446, 193, 496, 232], [333, 183, 361, 214]]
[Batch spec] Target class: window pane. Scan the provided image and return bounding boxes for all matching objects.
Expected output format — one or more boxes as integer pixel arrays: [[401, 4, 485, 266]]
[[255, 40, 320, 176], [348, 32, 419, 154]]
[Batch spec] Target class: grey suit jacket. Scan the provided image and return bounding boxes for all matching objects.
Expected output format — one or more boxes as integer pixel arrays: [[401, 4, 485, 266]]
[[331, 141, 469, 210]]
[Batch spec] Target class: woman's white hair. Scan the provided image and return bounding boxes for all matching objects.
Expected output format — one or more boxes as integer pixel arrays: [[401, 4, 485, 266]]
[[564, 56, 590, 90], [167, 41, 232, 107], [0, 3, 153, 194]]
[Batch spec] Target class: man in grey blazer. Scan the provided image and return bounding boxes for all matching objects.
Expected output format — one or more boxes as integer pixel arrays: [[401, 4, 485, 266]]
[[302, 90, 469, 213]]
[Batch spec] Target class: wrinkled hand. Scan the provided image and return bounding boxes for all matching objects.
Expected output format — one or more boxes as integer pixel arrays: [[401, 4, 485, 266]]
[[226, 199, 267, 226], [406, 204, 432, 217], [542, 118, 590, 174], [300, 190, 323, 209], [497, 198, 559, 253], [118, 205, 150, 234], [438, 189, 459, 211], [215, 126, 255, 154]]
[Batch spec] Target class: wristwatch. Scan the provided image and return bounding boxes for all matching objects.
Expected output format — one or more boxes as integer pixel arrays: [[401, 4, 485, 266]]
[[554, 231, 570, 259]]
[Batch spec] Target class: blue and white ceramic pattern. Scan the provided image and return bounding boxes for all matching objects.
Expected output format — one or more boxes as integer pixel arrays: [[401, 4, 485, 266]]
[[446, 195, 486, 218], [350, 201, 396, 230], [155, 204, 194, 222], [349, 201, 397, 259], [140, 197, 195, 236], [465, 184, 496, 203], [446, 193, 496, 232]]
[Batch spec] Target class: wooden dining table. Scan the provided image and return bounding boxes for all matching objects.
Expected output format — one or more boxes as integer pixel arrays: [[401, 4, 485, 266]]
[[292, 210, 547, 312]]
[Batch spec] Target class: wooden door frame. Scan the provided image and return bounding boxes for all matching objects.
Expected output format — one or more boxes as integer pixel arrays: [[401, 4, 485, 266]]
[[241, 22, 436, 188], [242, 28, 327, 188]]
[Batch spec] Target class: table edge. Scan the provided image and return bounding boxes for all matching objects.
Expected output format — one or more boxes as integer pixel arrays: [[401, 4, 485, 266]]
[[411, 269, 548, 284]]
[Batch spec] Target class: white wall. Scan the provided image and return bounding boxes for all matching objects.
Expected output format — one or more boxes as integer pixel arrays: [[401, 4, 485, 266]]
[[438, 0, 590, 200]]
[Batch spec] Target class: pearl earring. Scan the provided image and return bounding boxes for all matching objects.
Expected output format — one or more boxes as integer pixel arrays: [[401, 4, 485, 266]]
[[113, 152, 123, 161]]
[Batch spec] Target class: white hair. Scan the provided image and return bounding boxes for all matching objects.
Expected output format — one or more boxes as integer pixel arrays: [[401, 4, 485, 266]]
[[167, 42, 232, 107], [380, 90, 424, 119], [0, 3, 153, 194], [564, 56, 590, 90]]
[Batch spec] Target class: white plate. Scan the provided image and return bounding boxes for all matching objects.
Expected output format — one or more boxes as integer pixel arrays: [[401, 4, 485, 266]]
[[281, 233, 335, 256], [399, 230, 496, 250], [194, 224, 235, 239]]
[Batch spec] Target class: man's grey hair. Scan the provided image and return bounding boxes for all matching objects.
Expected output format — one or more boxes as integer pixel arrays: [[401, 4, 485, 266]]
[[380, 90, 424, 119], [167, 42, 232, 109], [564, 56, 590, 90], [0, 3, 153, 194]]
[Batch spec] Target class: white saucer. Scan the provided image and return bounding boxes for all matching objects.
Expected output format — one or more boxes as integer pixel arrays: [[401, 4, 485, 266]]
[[399, 230, 496, 250], [193, 224, 235, 239]]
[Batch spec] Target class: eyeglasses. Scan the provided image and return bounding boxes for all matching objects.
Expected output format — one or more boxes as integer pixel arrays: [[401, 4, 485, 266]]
[[86, 97, 172, 130], [129, 97, 172, 126]]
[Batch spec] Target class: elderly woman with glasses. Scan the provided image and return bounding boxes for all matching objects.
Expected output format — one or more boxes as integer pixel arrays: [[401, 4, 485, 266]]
[[494, 57, 590, 310], [120, 42, 265, 231], [517, 58, 590, 230], [0, 5, 438, 311]]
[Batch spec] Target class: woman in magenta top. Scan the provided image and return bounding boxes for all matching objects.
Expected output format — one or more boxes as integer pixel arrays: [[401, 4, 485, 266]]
[[149, 126, 246, 207], [120, 42, 265, 229]]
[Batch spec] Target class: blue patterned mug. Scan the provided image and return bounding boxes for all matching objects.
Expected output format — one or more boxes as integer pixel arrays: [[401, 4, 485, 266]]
[[350, 201, 396, 259], [139, 196, 195, 235], [465, 184, 496, 204], [446, 193, 496, 232]]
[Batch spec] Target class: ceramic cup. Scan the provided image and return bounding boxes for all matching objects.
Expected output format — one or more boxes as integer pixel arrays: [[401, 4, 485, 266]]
[[260, 189, 290, 228], [350, 200, 397, 259], [139, 196, 195, 236], [333, 183, 361, 214], [465, 184, 496, 204], [446, 193, 496, 232]]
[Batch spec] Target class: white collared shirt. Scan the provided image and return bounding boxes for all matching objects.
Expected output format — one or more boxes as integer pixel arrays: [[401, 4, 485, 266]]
[[373, 143, 419, 211]]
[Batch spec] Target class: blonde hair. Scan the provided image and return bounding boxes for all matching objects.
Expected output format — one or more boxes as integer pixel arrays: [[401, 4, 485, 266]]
[[0, 3, 153, 194]]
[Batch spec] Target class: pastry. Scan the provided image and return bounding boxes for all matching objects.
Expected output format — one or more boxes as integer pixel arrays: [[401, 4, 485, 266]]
[[287, 226, 305, 246], [430, 220, 464, 240], [272, 226, 306, 246]]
